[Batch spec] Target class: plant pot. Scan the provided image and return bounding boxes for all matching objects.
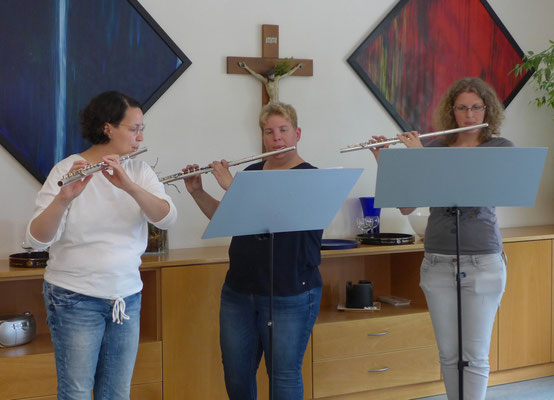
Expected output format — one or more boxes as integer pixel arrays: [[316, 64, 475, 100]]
[[145, 223, 168, 254]]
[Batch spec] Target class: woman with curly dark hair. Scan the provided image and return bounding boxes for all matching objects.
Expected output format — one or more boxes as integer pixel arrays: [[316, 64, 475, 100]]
[[26, 91, 177, 399], [371, 77, 512, 400]]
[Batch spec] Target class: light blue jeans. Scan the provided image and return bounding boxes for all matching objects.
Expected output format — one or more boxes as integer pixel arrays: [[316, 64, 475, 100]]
[[219, 283, 321, 400], [43, 281, 141, 400], [420, 253, 506, 400]]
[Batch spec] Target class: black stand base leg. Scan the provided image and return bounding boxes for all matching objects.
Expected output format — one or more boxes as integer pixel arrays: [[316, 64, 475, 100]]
[[268, 232, 274, 400]]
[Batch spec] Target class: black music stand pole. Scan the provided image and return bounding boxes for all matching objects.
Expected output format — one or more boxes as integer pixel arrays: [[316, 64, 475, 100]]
[[268, 232, 274, 399], [450, 207, 469, 398]]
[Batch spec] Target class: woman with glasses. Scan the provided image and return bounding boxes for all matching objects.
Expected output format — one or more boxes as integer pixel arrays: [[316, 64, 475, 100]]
[[370, 77, 512, 400], [26, 90, 177, 400], [183, 102, 322, 400]]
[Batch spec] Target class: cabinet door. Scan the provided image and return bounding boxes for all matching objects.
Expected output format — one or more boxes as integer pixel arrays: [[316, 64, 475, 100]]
[[162, 264, 229, 400], [499, 240, 552, 370]]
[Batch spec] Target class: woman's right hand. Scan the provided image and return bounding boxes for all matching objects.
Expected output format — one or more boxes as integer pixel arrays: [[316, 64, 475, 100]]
[[29, 160, 92, 243], [58, 161, 93, 202]]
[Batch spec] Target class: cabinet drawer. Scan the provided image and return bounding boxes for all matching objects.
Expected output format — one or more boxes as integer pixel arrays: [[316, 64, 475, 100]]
[[0, 341, 161, 399], [0, 353, 57, 399], [3, 383, 161, 400], [131, 382, 162, 399], [313, 312, 434, 360], [313, 346, 439, 398]]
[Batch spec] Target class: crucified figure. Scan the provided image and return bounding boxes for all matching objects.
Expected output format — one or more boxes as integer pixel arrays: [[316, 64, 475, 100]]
[[238, 61, 304, 103]]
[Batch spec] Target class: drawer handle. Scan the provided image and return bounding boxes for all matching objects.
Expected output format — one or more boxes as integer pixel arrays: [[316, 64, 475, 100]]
[[368, 367, 390, 373], [367, 331, 390, 336]]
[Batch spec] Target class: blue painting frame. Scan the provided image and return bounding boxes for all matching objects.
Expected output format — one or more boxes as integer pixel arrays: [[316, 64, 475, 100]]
[[0, 0, 191, 183]]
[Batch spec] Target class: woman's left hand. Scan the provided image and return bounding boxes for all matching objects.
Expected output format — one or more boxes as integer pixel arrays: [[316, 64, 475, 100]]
[[397, 131, 423, 148], [369, 135, 389, 162], [101, 154, 134, 191]]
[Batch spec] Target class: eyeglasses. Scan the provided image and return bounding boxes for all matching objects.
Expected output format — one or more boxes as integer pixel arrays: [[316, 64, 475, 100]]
[[118, 123, 145, 135], [452, 105, 486, 113]]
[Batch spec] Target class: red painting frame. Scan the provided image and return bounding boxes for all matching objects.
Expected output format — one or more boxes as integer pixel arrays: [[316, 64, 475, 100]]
[[347, 0, 532, 133]]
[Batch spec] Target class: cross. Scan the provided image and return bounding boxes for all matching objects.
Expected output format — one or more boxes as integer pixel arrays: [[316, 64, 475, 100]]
[[227, 25, 313, 105]]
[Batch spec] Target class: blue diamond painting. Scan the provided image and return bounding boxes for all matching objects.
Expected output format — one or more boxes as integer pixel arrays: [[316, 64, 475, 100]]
[[0, 0, 191, 182]]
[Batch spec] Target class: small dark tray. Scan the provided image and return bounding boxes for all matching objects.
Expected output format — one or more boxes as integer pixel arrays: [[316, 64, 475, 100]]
[[357, 233, 415, 245], [9, 251, 49, 268], [321, 239, 359, 250]]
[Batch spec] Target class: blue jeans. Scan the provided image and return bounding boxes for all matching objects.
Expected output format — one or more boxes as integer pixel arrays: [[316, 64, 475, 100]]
[[420, 253, 506, 400], [43, 281, 141, 400], [219, 283, 321, 400]]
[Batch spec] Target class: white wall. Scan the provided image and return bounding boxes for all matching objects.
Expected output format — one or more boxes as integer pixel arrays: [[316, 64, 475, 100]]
[[1, 0, 552, 257]]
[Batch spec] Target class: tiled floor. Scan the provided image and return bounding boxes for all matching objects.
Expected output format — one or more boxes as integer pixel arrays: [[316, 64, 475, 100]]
[[414, 376, 554, 399]]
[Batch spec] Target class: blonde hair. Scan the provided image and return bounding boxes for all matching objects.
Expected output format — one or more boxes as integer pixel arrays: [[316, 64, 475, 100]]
[[259, 102, 298, 131], [433, 77, 504, 145]]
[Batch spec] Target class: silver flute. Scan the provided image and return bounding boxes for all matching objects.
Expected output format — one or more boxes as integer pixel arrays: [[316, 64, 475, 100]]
[[339, 123, 489, 153], [159, 146, 296, 184], [57, 147, 148, 187]]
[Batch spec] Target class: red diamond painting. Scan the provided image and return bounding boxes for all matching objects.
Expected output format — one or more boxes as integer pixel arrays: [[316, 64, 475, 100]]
[[348, 0, 532, 133]]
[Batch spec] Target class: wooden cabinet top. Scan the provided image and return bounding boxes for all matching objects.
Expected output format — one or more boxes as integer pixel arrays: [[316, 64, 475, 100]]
[[1, 225, 552, 281]]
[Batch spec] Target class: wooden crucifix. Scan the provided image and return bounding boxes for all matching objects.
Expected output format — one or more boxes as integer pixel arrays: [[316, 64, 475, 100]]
[[227, 25, 313, 105]]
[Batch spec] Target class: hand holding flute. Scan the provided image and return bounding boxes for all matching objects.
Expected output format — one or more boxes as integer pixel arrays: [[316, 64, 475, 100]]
[[58, 147, 148, 187], [340, 123, 488, 153], [58, 152, 138, 197], [100, 153, 136, 192], [159, 146, 296, 185], [181, 161, 229, 220], [369, 130, 422, 161], [32, 153, 136, 244], [57, 160, 95, 201], [177, 146, 297, 219]]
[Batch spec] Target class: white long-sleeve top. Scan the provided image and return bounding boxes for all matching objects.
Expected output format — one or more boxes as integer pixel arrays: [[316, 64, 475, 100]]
[[26, 154, 177, 299]]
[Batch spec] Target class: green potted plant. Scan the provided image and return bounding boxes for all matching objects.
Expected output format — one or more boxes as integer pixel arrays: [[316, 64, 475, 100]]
[[512, 40, 554, 115], [145, 222, 168, 255]]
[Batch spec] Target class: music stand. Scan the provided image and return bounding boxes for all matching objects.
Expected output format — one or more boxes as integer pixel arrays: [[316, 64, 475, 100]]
[[374, 147, 547, 400], [203, 168, 362, 400]]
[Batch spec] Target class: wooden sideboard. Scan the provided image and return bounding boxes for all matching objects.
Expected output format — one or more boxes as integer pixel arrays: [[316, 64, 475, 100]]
[[0, 225, 552, 399]]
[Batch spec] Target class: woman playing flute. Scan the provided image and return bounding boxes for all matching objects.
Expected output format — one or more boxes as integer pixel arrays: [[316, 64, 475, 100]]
[[26, 91, 177, 400], [371, 77, 512, 400], [183, 102, 322, 400]]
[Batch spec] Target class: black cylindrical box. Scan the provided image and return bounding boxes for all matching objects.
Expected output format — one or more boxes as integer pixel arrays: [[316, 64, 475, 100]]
[[346, 280, 373, 308]]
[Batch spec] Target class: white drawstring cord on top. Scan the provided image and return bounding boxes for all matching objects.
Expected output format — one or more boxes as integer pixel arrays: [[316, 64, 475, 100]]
[[112, 297, 130, 324]]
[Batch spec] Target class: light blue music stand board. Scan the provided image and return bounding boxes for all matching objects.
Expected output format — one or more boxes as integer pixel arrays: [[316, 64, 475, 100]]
[[374, 147, 548, 208], [202, 168, 363, 239]]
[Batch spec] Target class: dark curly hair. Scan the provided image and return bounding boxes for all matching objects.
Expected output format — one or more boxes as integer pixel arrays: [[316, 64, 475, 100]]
[[80, 91, 142, 144], [433, 77, 504, 145]]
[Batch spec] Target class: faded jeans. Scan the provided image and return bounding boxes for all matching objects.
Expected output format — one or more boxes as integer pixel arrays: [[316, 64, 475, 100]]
[[420, 253, 506, 400], [219, 283, 321, 400], [43, 281, 141, 400]]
